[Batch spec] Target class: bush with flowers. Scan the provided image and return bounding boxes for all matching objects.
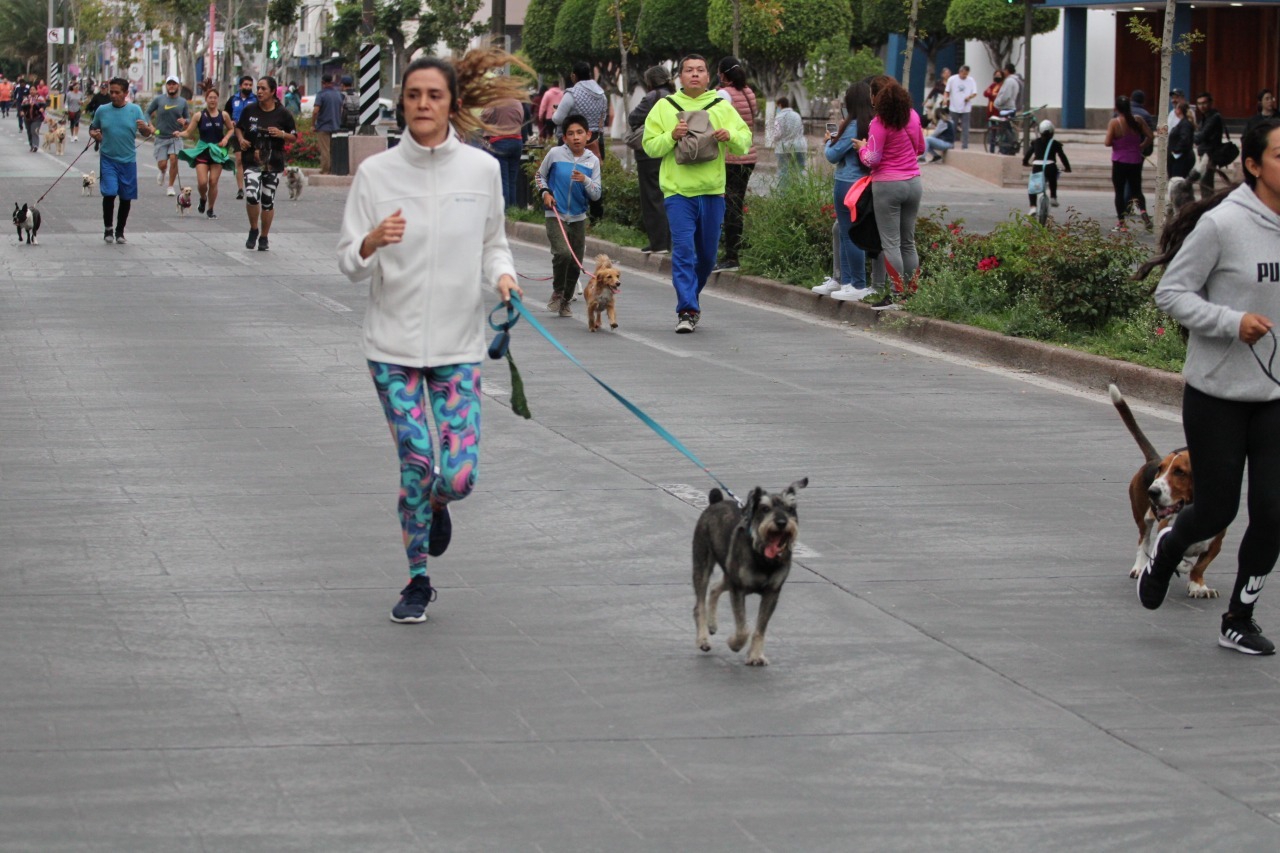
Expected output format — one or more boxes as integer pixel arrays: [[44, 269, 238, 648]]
[[739, 171, 836, 285], [283, 116, 320, 168]]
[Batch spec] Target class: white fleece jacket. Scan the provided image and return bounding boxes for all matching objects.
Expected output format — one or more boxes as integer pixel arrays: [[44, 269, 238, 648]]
[[337, 131, 516, 367]]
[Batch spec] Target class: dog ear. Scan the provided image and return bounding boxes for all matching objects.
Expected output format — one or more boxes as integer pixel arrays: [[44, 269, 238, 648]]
[[745, 486, 765, 514], [784, 477, 808, 496]]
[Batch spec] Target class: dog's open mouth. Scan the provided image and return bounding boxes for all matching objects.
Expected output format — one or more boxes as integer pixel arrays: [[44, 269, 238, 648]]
[[763, 532, 793, 560], [1153, 500, 1184, 520]]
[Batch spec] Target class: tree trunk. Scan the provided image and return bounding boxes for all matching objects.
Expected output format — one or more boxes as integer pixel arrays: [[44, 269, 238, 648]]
[[732, 0, 740, 59], [1153, 0, 1175, 232], [614, 0, 630, 167], [900, 0, 920, 87]]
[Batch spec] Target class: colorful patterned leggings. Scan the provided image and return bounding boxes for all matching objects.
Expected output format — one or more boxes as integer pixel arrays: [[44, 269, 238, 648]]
[[369, 361, 481, 577]]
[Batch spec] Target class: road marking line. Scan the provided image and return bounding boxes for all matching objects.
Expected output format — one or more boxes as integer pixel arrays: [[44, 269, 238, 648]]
[[301, 292, 351, 313]]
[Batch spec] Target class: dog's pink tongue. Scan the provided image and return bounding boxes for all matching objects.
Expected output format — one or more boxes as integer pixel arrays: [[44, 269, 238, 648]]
[[764, 539, 781, 560]]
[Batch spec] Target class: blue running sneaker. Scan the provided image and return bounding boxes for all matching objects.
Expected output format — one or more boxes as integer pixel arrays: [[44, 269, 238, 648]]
[[390, 576, 436, 623], [428, 506, 452, 557]]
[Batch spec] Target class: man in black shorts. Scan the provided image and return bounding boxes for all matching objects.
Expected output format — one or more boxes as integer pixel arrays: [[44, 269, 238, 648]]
[[234, 76, 297, 251]]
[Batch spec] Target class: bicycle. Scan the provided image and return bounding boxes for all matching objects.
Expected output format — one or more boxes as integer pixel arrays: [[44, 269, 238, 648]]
[[985, 104, 1046, 156]]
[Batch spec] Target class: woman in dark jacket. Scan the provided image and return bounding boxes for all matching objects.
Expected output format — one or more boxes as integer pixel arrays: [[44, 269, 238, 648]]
[[627, 65, 673, 254], [1168, 101, 1195, 179]]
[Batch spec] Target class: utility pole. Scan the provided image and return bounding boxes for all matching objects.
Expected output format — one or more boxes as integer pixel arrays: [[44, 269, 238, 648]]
[[492, 0, 506, 49], [47, 0, 55, 83], [1021, 0, 1033, 156]]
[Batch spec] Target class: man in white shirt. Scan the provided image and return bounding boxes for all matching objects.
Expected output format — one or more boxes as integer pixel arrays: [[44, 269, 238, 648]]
[[945, 65, 978, 150]]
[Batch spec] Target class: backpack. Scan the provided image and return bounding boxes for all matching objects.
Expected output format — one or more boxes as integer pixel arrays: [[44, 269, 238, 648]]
[[341, 89, 360, 131], [664, 95, 720, 165]]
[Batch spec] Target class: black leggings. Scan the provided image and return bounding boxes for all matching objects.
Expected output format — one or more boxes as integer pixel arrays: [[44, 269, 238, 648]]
[[102, 196, 131, 233], [1027, 164, 1059, 207], [1155, 385, 1280, 613], [1111, 161, 1146, 219]]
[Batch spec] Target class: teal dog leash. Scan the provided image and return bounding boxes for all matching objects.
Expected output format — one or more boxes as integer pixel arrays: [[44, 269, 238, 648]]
[[491, 294, 739, 503]]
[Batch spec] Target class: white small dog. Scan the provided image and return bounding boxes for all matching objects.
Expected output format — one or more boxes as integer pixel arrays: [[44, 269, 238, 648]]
[[81, 171, 97, 196]]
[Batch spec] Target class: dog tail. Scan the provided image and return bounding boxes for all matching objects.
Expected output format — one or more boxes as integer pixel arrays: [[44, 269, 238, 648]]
[[707, 488, 724, 505], [1108, 383, 1160, 464]]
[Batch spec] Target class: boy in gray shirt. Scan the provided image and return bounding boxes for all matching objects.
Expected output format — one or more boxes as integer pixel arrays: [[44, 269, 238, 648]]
[[147, 76, 190, 196]]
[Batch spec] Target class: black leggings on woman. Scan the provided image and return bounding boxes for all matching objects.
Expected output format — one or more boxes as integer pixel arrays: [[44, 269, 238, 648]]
[[1111, 161, 1147, 219], [1155, 385, 1280, 614]]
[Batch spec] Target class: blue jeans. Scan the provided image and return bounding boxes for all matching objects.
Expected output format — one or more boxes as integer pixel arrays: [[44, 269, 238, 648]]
[[489, 137, 523, 210], [664, 194, 725, 315], [833, 179, 866, 287], [925, 137, 953, 159]]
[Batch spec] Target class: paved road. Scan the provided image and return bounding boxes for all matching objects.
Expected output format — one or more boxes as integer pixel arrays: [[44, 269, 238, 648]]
[[3, 124, 1277, 851]]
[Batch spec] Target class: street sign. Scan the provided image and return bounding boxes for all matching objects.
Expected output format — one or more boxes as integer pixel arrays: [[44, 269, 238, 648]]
[[47, 28, 65, 44]]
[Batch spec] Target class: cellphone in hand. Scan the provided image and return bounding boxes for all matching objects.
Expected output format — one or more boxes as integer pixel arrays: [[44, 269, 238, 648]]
[[825, 123, 838, 134]]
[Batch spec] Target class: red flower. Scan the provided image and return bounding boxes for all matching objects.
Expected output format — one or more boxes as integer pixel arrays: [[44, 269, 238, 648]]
[[820, 203, 836, 220], [930, 242, 939, 249], [976, 255, 1000, 272], [1155, 326, 1166, 336]]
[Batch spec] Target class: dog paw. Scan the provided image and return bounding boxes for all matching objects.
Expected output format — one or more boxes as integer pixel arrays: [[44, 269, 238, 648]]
[[1187, 582, 1220, 599], [696, 632, 711, 652], [727, 634, 748, 653], [610, 323, 618, 329], [745, 655, 769, 666], [1129, 567, 1141, 579]]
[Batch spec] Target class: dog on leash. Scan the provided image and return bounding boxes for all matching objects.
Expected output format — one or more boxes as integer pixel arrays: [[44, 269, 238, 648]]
[[1109, 384, 1222, 598], [12, 203, 41, 246], [584, 253, 621, 332], [81, 170, 97, 195], [176, 186, 193, 216], [284, 166, 305, 200], [692, 478, 808, 665], [42, 120, 66, 156]]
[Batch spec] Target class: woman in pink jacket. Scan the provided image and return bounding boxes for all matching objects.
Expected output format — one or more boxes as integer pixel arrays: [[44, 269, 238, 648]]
[[854, 76, 925, 307], [715, 56, 758, 271]]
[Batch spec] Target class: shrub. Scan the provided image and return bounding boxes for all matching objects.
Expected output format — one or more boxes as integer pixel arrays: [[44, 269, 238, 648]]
[[739, 170, 834, 285], [599, 150, 643, 230]]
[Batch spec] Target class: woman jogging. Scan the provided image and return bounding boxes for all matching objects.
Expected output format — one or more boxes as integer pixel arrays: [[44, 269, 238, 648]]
[[854, 75, 925, 308], [1105, 94, 1154, 232], [337, 48, 523, 624], [176, 87, 235, 218], [1137, 118, 1280, 655]]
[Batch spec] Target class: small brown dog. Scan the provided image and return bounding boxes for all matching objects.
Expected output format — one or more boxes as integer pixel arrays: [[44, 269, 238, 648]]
[[42, 120, 66, 155], [1110, 384, 1223, 598], [176, 186, 193, 216], [584, 254, 621, 332]]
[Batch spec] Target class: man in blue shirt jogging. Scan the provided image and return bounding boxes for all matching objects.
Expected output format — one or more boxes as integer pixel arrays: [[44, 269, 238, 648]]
[[89, 77, 155, 244], [225, 76, 257, 199]]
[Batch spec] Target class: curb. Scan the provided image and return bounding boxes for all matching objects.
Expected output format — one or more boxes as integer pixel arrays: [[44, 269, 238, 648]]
[[505, 219, 1184, 408]]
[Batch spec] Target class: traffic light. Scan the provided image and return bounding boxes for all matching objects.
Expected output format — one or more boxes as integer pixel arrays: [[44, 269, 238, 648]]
[[268, 39, 280, 60]]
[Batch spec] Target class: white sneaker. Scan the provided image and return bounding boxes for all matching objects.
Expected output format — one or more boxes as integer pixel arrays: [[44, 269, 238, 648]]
[[811, 277, 841, 295], [1050, 197, 1060, 207], [831, 285, 875, 302], [157, 170, 165, 185], [166, 187, 176, 196], [1027, 206, 1036, 216]]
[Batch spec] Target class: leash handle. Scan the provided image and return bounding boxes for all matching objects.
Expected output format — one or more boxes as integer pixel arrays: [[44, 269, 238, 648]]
[[503, 293, 738, 503], [1250, 328, 1280, 387]]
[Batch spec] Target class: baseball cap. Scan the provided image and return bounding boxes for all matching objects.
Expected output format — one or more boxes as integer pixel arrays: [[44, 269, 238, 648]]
[[341, 75, 353, 86], [1170, 88, 1185, 97], [165, 75, 180, 84]]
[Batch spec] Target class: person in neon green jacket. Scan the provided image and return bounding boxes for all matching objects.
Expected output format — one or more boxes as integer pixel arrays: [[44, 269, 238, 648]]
[[642, 54, 752, 333]]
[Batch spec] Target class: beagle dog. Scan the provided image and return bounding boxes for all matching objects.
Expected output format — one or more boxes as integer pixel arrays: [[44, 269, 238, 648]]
[[1110, 384, 1223, 598]]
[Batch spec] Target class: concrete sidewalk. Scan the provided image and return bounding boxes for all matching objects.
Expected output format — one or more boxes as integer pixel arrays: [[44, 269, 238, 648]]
[[5, 122, 1280, 851]]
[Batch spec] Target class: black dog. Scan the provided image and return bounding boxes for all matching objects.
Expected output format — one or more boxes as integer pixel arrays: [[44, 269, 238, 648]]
[[13, 203, 40, 246], [691, 478, 808, 666]]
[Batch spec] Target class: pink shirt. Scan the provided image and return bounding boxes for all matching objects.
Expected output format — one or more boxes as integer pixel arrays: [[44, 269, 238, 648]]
[[858, 112, 925, 182]]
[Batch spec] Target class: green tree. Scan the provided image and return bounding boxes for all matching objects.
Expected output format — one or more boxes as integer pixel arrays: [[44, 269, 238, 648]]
[[803, 38, 882, 101], [0, 0, 55, 74], [863, 0, 956, 86], [944, 0, 1058, 69], [708, 0, 853, 97], [553, 0, 599, 65], [634, 0, 712, 63], [591, 0, 640, 94], [523, 0, 568, 78]]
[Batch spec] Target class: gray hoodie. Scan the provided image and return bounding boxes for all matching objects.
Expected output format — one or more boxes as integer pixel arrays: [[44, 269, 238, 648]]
[[1155, 184, 1280, 402]]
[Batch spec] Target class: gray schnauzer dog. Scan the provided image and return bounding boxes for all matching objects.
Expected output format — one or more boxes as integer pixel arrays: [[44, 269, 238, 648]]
[[692, 478, 808, 666]]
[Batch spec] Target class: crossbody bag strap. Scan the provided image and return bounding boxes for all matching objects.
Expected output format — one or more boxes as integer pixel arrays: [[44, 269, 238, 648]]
[[1038, 139, 1054, 168]]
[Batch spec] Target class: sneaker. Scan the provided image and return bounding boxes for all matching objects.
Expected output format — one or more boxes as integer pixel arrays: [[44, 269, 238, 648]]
[[166, 186, 176, 197], [206, 210, 217, 219], [557, 299, 572, 318], [546, 294, 562, 312], [1136, 525, 1179, 610], [257, 236, 269, 251], [929, 154, 943, 163], [113, 232, 127, 245], [1027, 206, 1037, 216], [653, 248, 669, 255], [713, 260, 739, 272], [1112, 222, 1129, 233], [103, 228, 114, 244], [390, 575, 437, 624], [1050, 197, 1060, 207], [675, 313, 695, 334], [427, 505, 452, 557], [1219, 613, 1276, 655], [198, 198, 206, 214], [245, 229, 259, 249], [1141, 211, 1153, 232], [156, 170, 164, 185], [866, 293, 901, 311], [689, 312, 700, 328], [640, 246, 654, 254], [831, 285, 874, 302], [812, 276, 842, 295]]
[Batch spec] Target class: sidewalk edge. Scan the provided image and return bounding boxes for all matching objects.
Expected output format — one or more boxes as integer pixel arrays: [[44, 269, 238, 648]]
[[506, 219, 1184, 408]]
